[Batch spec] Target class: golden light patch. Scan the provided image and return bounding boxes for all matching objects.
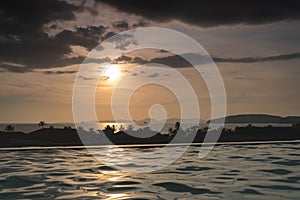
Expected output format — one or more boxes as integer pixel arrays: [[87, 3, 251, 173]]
[[103, 65, 121, 81]]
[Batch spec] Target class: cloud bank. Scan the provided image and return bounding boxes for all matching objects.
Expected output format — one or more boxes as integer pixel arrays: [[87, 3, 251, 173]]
[[112, 52, 300, 68], [98, 0, 300, 27]]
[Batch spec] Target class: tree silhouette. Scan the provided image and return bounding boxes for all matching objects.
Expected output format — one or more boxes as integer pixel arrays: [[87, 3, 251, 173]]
[[175, 121, 180, 132], [293, 122, 300, 127], [168, 122, 181, 136], [112, 125, 116, 132], [168, 127, 173, 134], [4, 124, 14, 132], [126, 124, 134, 132], [103, 125, 114, 134], [119, 125, 125, 131], [38, 121, 46, 128]]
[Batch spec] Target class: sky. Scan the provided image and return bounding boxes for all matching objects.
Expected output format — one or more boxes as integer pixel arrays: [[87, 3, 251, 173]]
[[0, 0, 300, 123]]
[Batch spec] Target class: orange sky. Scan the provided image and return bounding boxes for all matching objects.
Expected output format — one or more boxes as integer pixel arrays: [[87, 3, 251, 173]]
[[0, 1, 299, 123]]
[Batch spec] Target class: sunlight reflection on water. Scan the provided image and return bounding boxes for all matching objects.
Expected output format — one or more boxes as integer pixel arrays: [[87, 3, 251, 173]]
[[0, 143, 299, 199]]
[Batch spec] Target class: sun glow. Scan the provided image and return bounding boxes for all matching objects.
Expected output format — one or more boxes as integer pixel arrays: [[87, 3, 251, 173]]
[[103, 65, 121, 81]]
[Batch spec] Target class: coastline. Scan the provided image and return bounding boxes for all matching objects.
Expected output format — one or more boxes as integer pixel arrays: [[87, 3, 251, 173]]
[[1, 140, 300, 151], [1, 126, 300, 148]]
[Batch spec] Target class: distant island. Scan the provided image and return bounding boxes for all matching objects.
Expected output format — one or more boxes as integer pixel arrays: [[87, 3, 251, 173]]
[[0, 114, 300, 148], [208, 114, 300, 124]]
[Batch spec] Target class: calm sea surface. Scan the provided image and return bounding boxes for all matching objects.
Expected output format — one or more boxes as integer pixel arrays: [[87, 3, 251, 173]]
[[0, 143, 300, 199]]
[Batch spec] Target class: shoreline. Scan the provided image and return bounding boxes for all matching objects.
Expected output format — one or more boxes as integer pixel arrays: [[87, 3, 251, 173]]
[[1, 140, 300, 151], [1, 125, 300, 149]]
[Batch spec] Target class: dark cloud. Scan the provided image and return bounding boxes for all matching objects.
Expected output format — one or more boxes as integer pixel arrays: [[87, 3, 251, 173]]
[[0, 0, 111, 72], [55, 26, 106, 51], [147, 72, 160, 78], [112, 52, 300, 68], [112, 55, 132, 64], [113, 53, 209, 67], [0, 24, 108, 71], [2, 0, 299, 74], [234, 77, 262, 81], [0, 55, 111, 73], [213, 53, 300, 63], [98, 0, 300, 27], [0, 0, 81, 37], [78, 75, 96, 81], [150, 54, 208, 67], [86, 57, 111, 64], [106, 33, 138, 50], [0, 63, 32, 73], [103, 32, 117, 40], [43, 70, 77, 75], [158, 49, 169, 53], [132, 20, 148, 28], [113, 21, 129, 31]]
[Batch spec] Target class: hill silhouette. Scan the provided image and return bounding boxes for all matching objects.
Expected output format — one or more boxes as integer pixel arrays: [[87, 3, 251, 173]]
[[208, 114, 300, 124]]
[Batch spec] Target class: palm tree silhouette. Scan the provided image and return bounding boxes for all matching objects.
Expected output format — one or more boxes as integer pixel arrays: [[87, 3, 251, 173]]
[[168, 127, 173, 135], [4, 124, 14, 132], [175, 121, 180, 132], [38, 121, 46, 128]]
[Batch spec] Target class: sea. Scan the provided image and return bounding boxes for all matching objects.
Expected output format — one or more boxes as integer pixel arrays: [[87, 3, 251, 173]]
[[0, 143, 299, 199]]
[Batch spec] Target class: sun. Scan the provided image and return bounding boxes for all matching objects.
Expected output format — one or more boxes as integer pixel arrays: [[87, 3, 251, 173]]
[[103, 65, 121, 81]]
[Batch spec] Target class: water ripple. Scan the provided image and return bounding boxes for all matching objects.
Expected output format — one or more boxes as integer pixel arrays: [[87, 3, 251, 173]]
[[0, 143, 299, 199]]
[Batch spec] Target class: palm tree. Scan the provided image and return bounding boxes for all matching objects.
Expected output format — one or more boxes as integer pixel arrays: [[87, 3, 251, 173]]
[[119, 125, 125, 131], [293, 122, 300, 127], [38, 121, 46, 128], [175, 121, 180, 132], [126, 124, 134, 132], [168, 127, 173, 135], [4, 124, 14, 132]]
